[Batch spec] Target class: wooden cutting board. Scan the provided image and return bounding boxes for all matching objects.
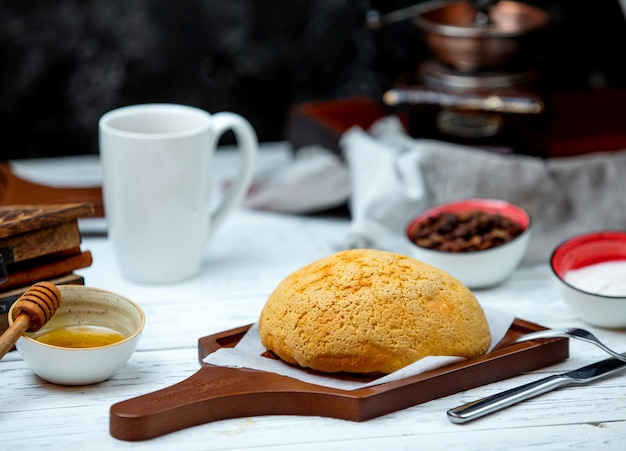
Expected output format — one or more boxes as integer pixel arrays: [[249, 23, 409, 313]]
[[0, 163, 103, 217], [109, 318, 568, 441]]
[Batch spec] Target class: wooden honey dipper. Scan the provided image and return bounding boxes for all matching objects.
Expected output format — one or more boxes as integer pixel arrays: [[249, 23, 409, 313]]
[[0, 282, 61, 359]]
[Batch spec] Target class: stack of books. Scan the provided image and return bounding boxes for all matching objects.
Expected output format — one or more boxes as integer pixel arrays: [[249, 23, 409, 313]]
[[0, 202, 94, 334]]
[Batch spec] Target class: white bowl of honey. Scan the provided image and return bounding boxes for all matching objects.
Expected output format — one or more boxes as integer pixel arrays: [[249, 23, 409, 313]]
[[9, 284, 145, 385]]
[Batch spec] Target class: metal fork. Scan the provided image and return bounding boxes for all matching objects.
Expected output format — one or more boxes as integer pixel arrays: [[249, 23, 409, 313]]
[[514, 327, 626, 363]]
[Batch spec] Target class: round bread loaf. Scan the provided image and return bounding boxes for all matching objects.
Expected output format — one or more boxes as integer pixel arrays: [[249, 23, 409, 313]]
[[258, 248, 491, 374]]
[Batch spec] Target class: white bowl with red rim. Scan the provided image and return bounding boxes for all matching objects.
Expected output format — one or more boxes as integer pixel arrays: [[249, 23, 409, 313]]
[[551, 231, 626, 329], [406, 198, 532, 289]]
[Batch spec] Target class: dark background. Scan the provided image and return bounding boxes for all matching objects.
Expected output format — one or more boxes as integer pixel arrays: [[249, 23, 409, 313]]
[[1, 0, 625, 159]]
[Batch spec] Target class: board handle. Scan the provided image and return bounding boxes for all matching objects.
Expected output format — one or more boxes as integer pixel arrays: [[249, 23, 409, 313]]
[[110, 365, 265, 440], [110, 363, 351, 441]]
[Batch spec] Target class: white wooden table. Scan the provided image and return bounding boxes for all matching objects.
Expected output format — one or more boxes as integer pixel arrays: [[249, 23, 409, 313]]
[[2, 147, 626, 450]]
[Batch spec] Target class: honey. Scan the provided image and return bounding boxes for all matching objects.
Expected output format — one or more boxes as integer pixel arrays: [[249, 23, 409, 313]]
[[34, 325, 126, 348]]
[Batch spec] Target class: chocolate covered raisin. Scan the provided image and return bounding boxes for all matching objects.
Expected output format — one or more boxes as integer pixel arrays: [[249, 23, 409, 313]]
[[409, 210, 523, 252]]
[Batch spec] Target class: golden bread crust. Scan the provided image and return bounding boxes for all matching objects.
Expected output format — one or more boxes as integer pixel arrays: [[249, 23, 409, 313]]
[[258, 249, 491, 374]]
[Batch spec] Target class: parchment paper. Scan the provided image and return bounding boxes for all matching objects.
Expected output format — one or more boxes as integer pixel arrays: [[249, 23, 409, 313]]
[[204, 307, 514, 391]]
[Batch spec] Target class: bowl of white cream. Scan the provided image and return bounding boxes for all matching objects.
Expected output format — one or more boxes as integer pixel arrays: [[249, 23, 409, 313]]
[[551, 231, 626, 329]]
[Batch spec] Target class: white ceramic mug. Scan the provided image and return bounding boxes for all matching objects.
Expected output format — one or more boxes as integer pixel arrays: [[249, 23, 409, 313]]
[[99, 103, 258, 283]]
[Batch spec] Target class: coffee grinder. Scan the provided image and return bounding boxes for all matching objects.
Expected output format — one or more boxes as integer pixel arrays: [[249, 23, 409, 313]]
[[381, 0, 550, 156]]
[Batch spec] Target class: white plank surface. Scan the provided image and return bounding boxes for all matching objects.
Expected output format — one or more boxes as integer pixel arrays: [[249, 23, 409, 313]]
[[3, 147, 626, 450]]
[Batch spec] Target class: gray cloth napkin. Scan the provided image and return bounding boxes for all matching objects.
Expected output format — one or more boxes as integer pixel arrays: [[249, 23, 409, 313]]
[[341, 116, 626, 263], [244, 115, 626, 263], [242, 144, 351, 214]]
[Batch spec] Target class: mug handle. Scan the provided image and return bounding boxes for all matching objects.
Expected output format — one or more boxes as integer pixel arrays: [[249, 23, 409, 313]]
[[209, 112, 258, 230]]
